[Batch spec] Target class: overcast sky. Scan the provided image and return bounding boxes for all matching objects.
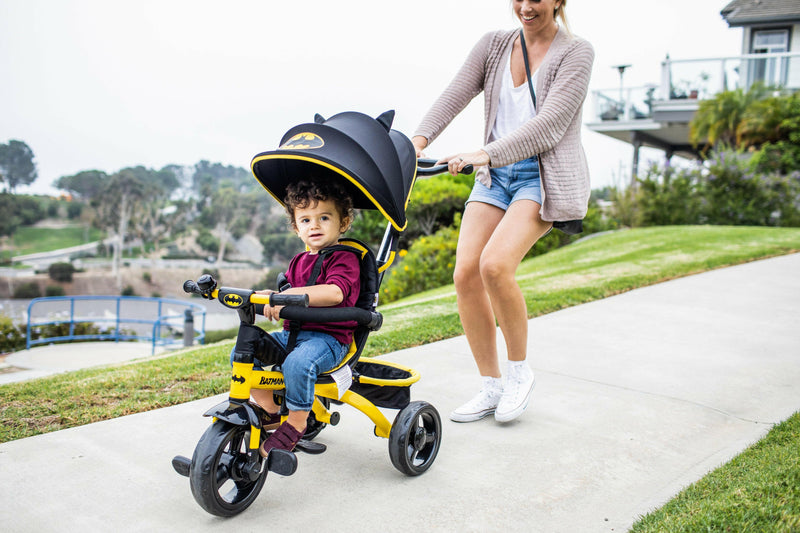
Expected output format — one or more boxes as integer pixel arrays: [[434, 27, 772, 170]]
[[1, 0, 741, 195]]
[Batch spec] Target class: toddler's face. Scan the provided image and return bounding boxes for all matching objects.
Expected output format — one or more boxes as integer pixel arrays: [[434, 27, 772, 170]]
[[293, 199, 347, 253]]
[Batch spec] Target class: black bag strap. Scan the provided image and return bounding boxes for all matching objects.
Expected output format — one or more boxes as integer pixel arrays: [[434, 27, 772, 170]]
[[519, 29, 536, 109], [520, 30, 584, 236]]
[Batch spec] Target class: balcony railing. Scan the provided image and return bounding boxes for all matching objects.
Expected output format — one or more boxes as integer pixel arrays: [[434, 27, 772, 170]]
[[590, 51, 800, 123]]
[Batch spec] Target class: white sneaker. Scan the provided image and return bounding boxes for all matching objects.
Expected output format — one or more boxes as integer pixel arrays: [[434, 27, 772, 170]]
[[450, 385, 502, 423], [495, 363, 535, 422]]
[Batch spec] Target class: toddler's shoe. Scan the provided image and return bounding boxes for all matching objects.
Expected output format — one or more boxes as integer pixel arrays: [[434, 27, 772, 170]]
[[450, 386, 503, 422], [259, 421, 304, 457], [495, 362, 535, 422], [261, 411, 281, 431]]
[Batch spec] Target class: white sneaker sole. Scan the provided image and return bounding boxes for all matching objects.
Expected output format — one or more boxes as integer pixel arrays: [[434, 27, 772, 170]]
[[494, 375, 536, 423], [449, 408, 496, 423]]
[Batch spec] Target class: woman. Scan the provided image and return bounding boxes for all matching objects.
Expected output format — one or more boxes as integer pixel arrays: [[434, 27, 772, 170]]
[[412, 0, 593, 423]]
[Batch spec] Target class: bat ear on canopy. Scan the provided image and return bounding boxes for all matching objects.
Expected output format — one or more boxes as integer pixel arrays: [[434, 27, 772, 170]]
[[375, 110, 395, 132], [314, 113, 326, 124]]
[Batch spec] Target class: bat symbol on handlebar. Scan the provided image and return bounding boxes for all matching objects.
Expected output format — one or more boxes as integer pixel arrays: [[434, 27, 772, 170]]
[[223, 294, 244, 306]]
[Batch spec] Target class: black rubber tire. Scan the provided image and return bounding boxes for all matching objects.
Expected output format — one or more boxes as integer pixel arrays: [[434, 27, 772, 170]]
[[303, 396, 330, 441], [388, 401, 442, 476], [189, 421, 267, 517]]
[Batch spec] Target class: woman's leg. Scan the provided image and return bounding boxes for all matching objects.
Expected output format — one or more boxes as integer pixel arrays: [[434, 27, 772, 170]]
[[480, 199, 552, 362], [480, 200, 551, 422], [453, 201, 506, 377]]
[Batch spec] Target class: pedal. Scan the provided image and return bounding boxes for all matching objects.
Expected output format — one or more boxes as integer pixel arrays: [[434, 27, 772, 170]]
[[295, 439, 327, 455], [172, 455, 191, 477], [267, 449, 298, 476]]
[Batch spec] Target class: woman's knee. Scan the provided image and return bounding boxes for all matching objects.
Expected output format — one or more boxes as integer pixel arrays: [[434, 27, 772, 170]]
[[453, 260, 481, 293], [479, 256, 515, 287]]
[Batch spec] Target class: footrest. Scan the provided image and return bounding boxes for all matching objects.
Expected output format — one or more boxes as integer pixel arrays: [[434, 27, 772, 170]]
[[172, 455, 191, 477], [295, 439, 327, 455], [267, 449, 298, 476]]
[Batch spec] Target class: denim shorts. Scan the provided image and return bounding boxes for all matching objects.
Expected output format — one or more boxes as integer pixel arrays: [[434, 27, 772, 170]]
[[467, 156, 542, 210], [230, 329, 348, 411]]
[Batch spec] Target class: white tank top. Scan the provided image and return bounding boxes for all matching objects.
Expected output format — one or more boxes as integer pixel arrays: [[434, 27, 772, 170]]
[[490, 54, 538, 143]]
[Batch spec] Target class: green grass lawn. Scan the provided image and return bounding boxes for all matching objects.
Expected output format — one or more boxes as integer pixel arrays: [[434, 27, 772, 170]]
[[1, 225, 799, 530], [11, 224, 103, 256], [630, 411, 800, 532]]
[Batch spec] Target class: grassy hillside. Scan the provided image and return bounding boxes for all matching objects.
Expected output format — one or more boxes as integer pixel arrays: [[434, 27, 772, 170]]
[[11, 224, 104, 256]]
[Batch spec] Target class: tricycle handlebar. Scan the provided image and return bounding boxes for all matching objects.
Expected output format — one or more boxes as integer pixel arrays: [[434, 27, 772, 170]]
[[417, 158, 474, 177]]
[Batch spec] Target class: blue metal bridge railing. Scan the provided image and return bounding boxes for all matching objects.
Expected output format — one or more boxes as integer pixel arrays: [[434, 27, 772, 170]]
[[26, 296, 207, 355]]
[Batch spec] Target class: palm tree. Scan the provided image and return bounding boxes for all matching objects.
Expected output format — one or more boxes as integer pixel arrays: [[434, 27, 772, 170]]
[[737, 90, 797, 147], [689, 83, 772, 154]]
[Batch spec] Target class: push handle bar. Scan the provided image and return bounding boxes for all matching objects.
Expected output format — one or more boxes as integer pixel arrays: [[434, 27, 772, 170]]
[[269, 293, 309, 307], [183, 275, 309, 308], [417, 158, 474, 177]]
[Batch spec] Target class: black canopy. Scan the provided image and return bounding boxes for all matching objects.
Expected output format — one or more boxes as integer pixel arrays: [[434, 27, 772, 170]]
[[251, 110, 417, 231]]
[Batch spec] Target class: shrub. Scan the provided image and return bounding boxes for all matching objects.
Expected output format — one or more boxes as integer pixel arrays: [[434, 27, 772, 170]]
[[196, 228, 219, 255], [45, 285, 66, 297], [48, 262, 76, 283], [121, 285, 136, 296], [66, 202, 83, 219], [703, 151, 781, 226], [0, 313, 26, 353], [637, 163, 704, 226], [381, 216, 460, 303], [13, 282, 41, 299]]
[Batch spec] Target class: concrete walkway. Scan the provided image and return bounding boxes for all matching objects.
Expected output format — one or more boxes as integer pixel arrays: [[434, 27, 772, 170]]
[[1, 342, 166, 384], [0, 254, 798, 532]]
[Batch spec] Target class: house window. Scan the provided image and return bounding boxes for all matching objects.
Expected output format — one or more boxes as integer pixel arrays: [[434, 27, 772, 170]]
[[749, 29, 790, 87]]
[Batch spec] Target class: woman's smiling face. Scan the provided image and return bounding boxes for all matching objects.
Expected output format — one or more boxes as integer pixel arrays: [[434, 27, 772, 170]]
[[513, 0, 560, 30]]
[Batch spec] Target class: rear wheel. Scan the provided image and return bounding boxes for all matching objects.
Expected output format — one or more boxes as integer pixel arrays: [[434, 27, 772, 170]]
[[388, 401, 442, 476], [189, 421, 267, 517]]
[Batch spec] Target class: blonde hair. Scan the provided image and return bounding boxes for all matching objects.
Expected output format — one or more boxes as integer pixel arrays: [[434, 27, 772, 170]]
[[555, 1, 571, 34]]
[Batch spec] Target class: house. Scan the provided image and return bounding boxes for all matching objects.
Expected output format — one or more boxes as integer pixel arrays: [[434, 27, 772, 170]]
[[585, 0, 800, 183]]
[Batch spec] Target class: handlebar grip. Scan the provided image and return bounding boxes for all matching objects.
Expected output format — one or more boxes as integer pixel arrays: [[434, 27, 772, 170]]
[[417, 158, 474, 176], [183, 280, 199, 294], [269, 293, 309, 307]]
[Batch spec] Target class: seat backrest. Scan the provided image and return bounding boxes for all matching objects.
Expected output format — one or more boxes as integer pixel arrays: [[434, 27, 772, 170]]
[[333, 238, 379, 312]]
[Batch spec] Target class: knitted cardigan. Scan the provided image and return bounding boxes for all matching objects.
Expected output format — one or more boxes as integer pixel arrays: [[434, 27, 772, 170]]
[[414, 27, 595, 221]]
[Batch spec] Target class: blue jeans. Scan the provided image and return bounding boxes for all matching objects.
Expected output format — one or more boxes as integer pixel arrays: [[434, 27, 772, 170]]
[[467, 156, 542, 210], [230, 329, 348, 411]]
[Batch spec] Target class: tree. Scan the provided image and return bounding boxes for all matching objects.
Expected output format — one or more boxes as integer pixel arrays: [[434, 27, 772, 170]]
[[135, 198, 191, 255], [55, 170, 109, 200], [0, 140, 38, 192], [739, 92, 800, 175], [94, 168, 162, 292], [689, 84, 771, 154], [200, 186, 258, 263]]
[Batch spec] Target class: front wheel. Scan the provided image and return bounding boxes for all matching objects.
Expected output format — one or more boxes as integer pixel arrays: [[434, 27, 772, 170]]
[[189, 421, 267, 517], [388, 401, 442, 476]]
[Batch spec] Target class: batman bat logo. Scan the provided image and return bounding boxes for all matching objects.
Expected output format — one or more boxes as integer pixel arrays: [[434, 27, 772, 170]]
[[223, 294, 244, 307], [231, 375, 245, 384], [280, 132, 324, 150]]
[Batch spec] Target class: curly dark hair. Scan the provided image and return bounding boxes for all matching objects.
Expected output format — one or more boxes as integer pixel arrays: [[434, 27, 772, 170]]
[[284, 179, 354, 231]]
